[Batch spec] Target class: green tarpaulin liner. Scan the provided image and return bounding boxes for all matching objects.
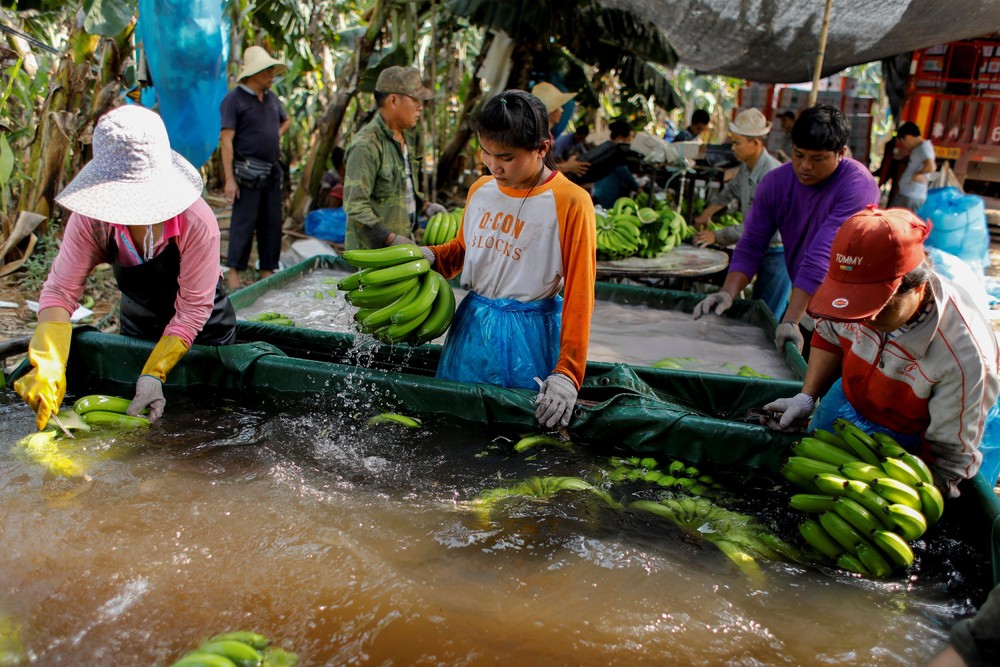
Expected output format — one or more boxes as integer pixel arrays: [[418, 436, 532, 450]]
[[229, 254, 808, 382], [6, 327, 1000, 587]]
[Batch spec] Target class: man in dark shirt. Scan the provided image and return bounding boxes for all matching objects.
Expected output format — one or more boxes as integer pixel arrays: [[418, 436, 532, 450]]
[[219, 46, 290, 291], [673, 109, 710, 142]]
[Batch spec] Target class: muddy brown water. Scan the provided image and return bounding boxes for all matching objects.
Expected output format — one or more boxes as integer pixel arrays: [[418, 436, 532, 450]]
[[0, 387, 985, 666]]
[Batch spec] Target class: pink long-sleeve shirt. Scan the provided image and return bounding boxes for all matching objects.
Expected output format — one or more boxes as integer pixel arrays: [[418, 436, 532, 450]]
[[38, 197, 223, 346]]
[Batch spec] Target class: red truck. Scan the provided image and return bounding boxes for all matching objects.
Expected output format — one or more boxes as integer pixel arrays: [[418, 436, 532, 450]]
[[901, 38, 1000, 200]]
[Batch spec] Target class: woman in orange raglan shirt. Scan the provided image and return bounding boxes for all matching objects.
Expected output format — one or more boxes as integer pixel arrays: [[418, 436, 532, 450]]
[[420, 90, 596, 429]]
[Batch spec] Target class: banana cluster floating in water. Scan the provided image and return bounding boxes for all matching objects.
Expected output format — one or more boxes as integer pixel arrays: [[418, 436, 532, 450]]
[[169, 630, 299, 667], [246, 312, 296, 327], [15, 394, 149, 477], [781, 418, 943, 577]]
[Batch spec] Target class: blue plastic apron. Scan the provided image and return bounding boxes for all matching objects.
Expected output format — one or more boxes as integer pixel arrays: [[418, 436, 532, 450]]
[[436, 291, 562, 390], [812, 378, 1000, 485]]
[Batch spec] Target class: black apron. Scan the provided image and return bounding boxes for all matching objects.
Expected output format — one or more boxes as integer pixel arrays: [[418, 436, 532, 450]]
[[109, 233, 236, 346]]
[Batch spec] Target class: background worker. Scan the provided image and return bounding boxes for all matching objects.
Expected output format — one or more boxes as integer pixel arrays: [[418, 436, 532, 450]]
[[763, 208, 999, 498], [15, 106, 236, 428], [692, 104, 881, 354], [220, 45, 290, 292], [672, 108, 711, 142], [693, 108, 788, 318], [773, 110, 796, 161], [532, 82, 590, 178], [553, 123, 589, 163], [420, 90, 596, 429], [343, 66, 446, 250], [590, 119, 641, 210], [890, 121, 936, 212]]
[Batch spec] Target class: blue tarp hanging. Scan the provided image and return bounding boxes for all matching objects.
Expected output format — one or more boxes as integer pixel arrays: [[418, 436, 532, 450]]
[[136, 0, 229, 168]]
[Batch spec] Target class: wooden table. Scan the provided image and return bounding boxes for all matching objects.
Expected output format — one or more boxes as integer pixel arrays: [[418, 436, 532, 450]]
[[596, 244, 730, 282]]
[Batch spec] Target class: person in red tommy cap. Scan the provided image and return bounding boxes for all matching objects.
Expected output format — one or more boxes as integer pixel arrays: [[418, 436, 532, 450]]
[[762, 206, 1000, 497]]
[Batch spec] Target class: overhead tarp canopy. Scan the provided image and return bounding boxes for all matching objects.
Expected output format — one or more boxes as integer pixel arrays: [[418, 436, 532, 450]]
[[596, 0, 1000, 83]]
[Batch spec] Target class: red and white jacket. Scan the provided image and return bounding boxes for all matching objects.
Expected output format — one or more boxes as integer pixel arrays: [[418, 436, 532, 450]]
[[812, 273, 999, 495]]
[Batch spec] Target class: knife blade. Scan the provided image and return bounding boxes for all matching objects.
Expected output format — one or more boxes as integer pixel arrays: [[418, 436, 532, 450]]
[[49, 413, 75, 439]]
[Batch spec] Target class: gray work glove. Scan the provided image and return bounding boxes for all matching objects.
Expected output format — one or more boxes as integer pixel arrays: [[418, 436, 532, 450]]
[[534, 373, 578, 428], [763, 392, 815, 431], [692, 291, 734, 320], [389, 233, 415, 246], [775, 321, 804, 353], [421, 246, 436, 265], [425, 203, 448, 217], [128, 374, 166, 422]]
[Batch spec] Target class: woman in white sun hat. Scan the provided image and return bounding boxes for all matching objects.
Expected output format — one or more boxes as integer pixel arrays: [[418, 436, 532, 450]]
[[14, 104, 236, 430]]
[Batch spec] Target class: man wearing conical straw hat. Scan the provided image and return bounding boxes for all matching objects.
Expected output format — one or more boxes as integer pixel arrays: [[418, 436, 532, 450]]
[[220, 45, 290, 291]]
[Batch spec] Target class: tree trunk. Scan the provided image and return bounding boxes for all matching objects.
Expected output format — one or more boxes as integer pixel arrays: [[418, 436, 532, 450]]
[[17, 21, 132, 232], [285, 2, 389, 230], [433, 31, 494, 195]]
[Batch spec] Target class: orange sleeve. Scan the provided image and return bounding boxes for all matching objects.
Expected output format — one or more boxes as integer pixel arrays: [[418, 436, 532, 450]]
[[551, 176, 597, 388], [428, 178, 486, 278]]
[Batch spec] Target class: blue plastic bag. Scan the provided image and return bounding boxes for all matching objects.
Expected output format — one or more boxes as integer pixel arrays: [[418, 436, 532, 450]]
[[136, 0, 229, 168], [919, 187, 989, 275], [305, 208, 346, 243], [436, 292, 561, 390]]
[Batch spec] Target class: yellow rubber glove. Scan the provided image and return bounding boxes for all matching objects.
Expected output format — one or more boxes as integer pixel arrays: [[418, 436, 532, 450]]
[[140, 335, 190, 381], [13, 321, 72, 430]]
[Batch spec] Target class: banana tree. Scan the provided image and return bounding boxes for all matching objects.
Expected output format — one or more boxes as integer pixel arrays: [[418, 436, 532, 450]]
[[4, 0, 133, 238]]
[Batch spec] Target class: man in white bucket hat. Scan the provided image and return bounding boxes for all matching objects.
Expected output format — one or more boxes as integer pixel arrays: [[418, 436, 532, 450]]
[[220, 45, 290, 290], [693, 107, 789, 318], [14, 105, 236, 430]]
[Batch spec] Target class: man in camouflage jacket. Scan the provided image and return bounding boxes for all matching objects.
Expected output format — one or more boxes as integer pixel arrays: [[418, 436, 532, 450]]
[[343, 66, 442, 249]]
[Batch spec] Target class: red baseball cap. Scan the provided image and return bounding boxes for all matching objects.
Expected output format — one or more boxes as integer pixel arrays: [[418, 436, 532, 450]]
[[808, 207, 930, 321]]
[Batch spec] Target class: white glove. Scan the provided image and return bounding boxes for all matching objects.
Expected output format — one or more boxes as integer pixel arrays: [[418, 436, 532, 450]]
[[389, 233, 415, 246], [635, 175, 651, 187], [534, 373, 578, 428], [692, 291, 734, 320], [425, 203, 448, 217], [421, 246, 436, 265], [128, 374, 166, 422], [775, 322, 804, 353], [762, 392, 815, 431]]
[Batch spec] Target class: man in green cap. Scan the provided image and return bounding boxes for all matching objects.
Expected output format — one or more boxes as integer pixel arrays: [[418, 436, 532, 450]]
[[343, 66, 445, 249]]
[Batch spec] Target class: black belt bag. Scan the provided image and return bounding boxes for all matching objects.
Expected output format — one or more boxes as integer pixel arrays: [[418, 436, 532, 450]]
[[234, 156, 276, 189]]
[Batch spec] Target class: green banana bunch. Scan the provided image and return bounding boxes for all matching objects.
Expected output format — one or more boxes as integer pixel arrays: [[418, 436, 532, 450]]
[[630, 495, 804, 578], [782, 421, 945, 577], [340, 249, 455, 345], [73, 394, 150, 428], [421, 208, 464, 245], [595, 209, 642, 260], [604, 455, 720, 496], [169, 630, 299, 667], [469, 475, 621, 517]]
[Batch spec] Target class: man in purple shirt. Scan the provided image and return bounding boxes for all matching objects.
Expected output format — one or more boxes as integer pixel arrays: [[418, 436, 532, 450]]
[[692, 104, 880, 354]]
